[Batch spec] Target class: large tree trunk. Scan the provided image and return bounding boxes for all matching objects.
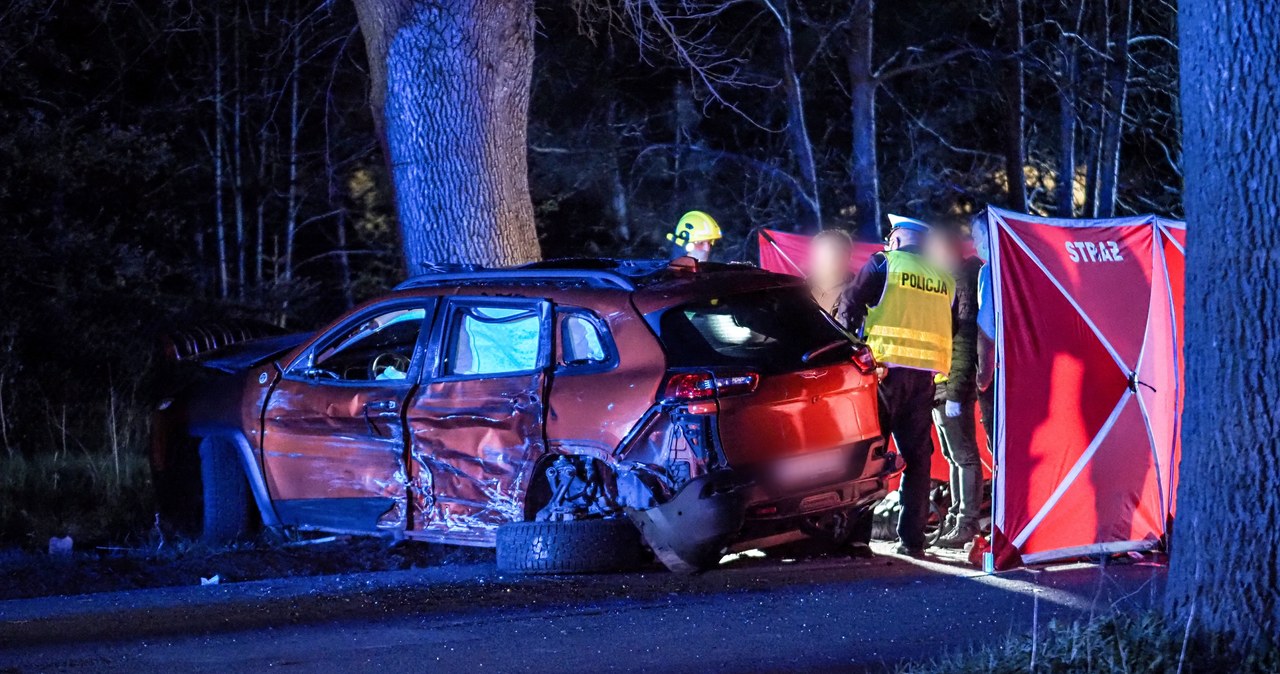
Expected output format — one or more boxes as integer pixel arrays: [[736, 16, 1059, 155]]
[[1166, 0, 1280, 647], [1093, 0, 1132, 218], [845, 0, 880, 241], [353, 0, 541, 271], [1000, 0, 1027, 213]]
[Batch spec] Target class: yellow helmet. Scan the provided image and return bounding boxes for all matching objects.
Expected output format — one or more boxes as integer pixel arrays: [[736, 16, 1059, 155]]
[[667, 211, 722, 251]]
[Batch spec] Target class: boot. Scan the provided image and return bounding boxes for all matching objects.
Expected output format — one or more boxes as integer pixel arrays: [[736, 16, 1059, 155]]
[[936, 520, 979, 549], [936, 513, 958, 541]]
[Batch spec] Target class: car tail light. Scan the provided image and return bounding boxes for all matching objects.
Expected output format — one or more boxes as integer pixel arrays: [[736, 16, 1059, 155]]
[[851, 345, 877, 374], [663, 372, 760, 402], [664, 372, 717, 401]]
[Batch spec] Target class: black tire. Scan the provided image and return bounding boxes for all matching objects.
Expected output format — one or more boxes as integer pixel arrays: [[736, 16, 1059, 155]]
[[155, 439, 203, 536], [198, 437, 251, 545], [799, 506, 870, 548], [924, 500, 946, 547], [924, 481, 952, 546], [496, 518, 647, 574]]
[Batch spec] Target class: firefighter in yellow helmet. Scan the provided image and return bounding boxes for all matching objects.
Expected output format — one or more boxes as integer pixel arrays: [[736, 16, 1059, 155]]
[[667, 211, 722, 262]]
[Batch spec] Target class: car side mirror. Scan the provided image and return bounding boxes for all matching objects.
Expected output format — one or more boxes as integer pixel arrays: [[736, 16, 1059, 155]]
[[299, 367, 340, 381]]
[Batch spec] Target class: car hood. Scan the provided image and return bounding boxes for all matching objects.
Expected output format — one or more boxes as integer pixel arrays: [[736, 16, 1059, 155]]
[[196, 332, 312, 373]]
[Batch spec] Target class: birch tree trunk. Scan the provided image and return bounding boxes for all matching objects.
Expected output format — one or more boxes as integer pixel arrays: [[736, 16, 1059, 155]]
[[606, 101, 631, 242], [1083, 124, 1100, 217], [1000, 0, 1027, 213], [1055, 0, 1084, 218], [845, 0, 880, 241], [768, 0, 821, 232], [673, 80, 708, 209], [1093, 0, 1132, 219], [1167, 0, 1280, 647], [353, 0, 541, 270], [255, 3, 272, 291], [283, 23, 301, 287], [213, 12, 229, 299], [233, 4, 246, 298]]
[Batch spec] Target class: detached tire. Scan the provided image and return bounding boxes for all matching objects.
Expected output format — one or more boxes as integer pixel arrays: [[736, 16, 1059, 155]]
[[198, 437, 251, 545], [496, 519, 647, 574]]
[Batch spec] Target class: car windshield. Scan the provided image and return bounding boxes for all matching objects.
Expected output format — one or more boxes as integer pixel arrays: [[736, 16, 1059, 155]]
[[651, 287, 853, 374]]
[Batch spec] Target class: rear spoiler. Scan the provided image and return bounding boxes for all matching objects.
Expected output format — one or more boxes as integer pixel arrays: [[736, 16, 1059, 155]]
[[160, 321, 289, 363]]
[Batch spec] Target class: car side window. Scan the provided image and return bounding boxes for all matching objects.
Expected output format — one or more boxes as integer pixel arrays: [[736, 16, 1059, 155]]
[[299, 307, 426, 382], [559, 312, 609, 367], [445, 305, 542, 376]]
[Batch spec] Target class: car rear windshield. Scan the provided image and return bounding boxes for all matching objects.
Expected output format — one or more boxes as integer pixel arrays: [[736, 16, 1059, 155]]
[[650, 286, 854, 374]]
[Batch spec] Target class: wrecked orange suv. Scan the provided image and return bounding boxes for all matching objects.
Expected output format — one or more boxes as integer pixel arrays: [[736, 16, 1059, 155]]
[[152, 259, 897, 572]]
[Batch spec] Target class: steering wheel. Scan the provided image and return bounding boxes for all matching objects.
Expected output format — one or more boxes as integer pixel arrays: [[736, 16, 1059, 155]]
[[370, 351, 412, 380]]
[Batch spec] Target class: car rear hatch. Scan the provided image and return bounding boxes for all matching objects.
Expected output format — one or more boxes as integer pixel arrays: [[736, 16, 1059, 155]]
[[647, 285, 882, 476]]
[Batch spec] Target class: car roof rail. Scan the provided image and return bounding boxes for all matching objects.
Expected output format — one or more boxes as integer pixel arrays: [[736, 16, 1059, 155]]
[[394, 267, 637, 292], [393, 257, 774, 293]]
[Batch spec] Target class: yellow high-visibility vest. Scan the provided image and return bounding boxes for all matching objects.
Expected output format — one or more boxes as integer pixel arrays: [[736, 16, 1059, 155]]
[[864, 250, 955, 372]]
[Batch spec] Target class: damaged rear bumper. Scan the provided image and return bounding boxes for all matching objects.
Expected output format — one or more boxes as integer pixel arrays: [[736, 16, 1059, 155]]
[[627, 471, 749, 574], [626, 437, 900, 571]]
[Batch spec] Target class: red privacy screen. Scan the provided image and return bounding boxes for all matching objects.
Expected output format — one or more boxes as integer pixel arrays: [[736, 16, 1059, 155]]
[[985, 208, 1184, 569]]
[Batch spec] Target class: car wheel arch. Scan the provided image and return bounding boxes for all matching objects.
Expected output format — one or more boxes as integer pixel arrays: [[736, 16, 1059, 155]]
[[188, 429, 282, 530], [519, 447, 623, 522]]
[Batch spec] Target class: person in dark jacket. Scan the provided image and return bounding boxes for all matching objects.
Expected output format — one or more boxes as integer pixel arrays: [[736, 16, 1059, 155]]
[[839, 215, 956, 557], [805, 228, 878, 557], [808, 228, 855, 324], [926, 226, 984, 548]]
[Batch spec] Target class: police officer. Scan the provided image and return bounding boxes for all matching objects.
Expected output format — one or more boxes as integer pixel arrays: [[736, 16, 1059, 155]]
[[839, 214, 955, 557]]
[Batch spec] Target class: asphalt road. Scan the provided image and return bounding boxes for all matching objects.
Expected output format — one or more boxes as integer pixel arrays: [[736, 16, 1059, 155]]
[[0, 543, 1166, 673]]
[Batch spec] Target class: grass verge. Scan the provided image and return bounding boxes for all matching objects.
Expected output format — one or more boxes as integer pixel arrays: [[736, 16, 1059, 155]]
[[0, 452, 153, 549], [903, 612, 1280, 673]]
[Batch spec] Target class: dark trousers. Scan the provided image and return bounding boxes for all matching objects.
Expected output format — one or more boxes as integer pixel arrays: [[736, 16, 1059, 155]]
[[933, 400, 981, 527], [879, 367, 937, 549], [978, 386, 994, 454]]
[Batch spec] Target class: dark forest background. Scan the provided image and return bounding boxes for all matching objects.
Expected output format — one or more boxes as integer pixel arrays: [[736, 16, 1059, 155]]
[[0, 0, 1178, 545]]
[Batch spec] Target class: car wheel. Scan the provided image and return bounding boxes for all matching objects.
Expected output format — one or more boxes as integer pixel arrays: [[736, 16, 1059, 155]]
[[923, 500, 946, 547], [198, 437, 252, 546], [924, 481, 952, 547], [496, 518, 648, 574], [155, 438, 203, 536], [800, 506, 871, 549]]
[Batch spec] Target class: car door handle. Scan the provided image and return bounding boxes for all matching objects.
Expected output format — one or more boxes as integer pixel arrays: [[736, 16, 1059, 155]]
[[365, 400, 399, 417]]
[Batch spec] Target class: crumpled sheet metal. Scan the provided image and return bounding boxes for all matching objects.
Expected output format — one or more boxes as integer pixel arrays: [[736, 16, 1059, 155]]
[[615, 409, 711, 503], [262, 383, 409, 529], [407, 376, 545, 544]]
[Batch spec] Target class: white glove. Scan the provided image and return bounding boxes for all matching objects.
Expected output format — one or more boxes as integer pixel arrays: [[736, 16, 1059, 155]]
[[945, 400, 962, 418]]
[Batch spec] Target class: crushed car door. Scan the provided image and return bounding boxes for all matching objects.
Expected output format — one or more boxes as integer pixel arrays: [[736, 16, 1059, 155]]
[[406, 297, 552, 545], [261, 299, 437, 533]]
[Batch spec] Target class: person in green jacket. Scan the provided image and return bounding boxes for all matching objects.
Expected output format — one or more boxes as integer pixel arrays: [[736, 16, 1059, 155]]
[[926, 225, 984, 548]]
